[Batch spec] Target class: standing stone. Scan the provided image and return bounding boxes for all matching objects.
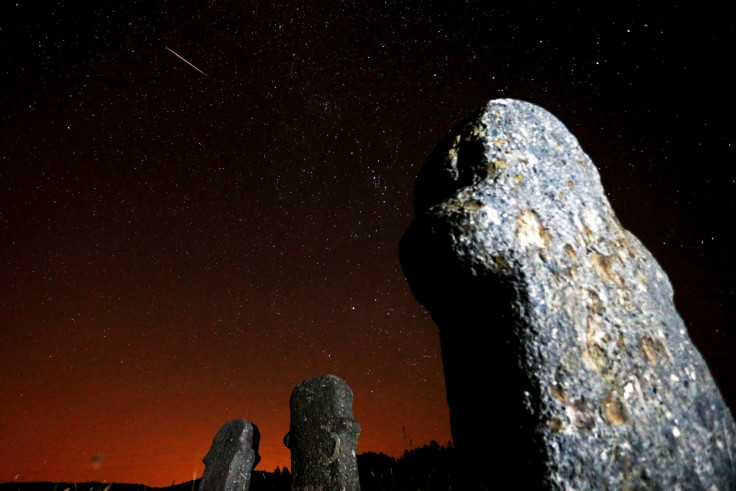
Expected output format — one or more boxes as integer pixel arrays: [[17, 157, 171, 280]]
[[284, 374, 361, 490], [200, 419, 260, 491], [400, 99, 736, 490]]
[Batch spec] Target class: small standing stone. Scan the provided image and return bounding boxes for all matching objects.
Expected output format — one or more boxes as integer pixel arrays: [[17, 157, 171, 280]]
[[284, 375, 361, 490], [200, 419, 260, 491], [400, 99, 736, 489]]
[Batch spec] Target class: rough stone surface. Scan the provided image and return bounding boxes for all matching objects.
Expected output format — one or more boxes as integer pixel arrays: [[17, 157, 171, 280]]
[[400, 99, 736, 490], [284, 374, 361, 490], [200, 419, 260, 491]]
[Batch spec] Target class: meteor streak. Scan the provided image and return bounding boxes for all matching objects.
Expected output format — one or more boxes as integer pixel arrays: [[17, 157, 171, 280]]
[[165, 46, 208, 76]]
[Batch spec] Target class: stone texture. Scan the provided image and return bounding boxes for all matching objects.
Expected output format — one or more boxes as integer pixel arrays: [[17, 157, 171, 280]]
[[200, 419, 260, 491], [284, 375, 361, 490], [400, 99, 736, 490]]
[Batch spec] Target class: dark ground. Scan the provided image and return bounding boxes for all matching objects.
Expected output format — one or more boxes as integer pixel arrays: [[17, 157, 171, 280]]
[[0, 442, 456, 491]]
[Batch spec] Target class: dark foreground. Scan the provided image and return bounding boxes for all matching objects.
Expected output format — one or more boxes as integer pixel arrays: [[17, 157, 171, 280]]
[[1, 441, 455, 491]]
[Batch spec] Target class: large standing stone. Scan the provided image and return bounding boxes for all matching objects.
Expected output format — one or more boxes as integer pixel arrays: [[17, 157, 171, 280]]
[[400, 99, 736, 489], [200, 419, 260, 491], [284, 374, 361, 490]]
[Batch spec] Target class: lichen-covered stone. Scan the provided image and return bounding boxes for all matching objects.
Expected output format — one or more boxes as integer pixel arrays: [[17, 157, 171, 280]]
[[400, 99, 736, 490], [284, 374, 361, 491], [200, 419, 260, 491]]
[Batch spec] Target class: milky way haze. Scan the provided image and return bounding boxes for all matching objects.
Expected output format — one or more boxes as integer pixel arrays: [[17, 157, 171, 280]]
[[1, 1, 733, 486]]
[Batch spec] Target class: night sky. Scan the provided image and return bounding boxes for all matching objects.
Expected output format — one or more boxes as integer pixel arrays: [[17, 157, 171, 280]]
[[1, 1, 733, 486]]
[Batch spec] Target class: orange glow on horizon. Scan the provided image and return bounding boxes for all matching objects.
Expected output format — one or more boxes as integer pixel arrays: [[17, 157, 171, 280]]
[[2, 402, 450, 487], [0, 338, 450, 487]]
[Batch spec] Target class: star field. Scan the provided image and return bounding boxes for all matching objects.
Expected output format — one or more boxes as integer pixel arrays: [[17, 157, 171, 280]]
[[1, 1, 734, 486]]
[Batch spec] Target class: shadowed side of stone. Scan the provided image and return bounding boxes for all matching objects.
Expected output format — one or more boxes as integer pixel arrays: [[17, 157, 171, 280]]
[[200, 419, 260, 491], [284, 375, 361, 491], [400, 98, 736, 490]]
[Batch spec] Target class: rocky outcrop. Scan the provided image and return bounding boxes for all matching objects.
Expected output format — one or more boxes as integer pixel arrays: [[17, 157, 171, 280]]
[[200, 419, 260, 491], [400, 99, 736, 489], [284, 375, 361, 490]]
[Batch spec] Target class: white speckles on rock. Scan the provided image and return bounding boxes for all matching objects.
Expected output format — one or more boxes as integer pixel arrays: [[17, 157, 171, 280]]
[[481, 205, 501, 226], [401, 99, 736, 490], [624, 382, 635, 400], [581, 207, 603, 235], [517, 209, 550, 249]]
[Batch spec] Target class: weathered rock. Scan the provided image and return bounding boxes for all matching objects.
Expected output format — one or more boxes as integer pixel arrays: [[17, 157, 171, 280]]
[[400, 99, 736, 490], [284, 374, 361, 490], [200, 419, 260, 491]]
